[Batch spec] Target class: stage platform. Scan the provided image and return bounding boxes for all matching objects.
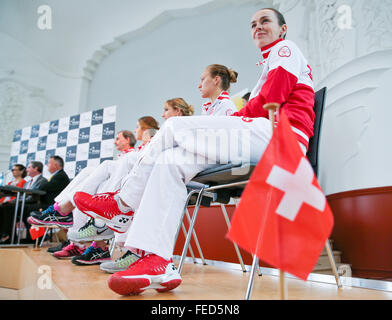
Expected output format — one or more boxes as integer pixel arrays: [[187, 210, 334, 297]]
[[1, 245, 392, 300]]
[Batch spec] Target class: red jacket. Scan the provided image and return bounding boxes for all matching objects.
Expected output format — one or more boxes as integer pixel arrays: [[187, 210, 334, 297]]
[[233, 39, 315, 149]]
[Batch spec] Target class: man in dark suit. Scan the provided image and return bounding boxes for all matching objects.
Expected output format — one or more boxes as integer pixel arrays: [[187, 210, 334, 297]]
[[27, 155, 72, 228]]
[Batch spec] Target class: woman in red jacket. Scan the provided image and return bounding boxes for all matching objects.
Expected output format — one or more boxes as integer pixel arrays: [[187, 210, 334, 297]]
[[0, 164, 27, 243]]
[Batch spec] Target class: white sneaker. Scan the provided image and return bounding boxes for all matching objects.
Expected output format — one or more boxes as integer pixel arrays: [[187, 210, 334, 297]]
[[100, 250, 140, 273], [68, 219, 114, 242]]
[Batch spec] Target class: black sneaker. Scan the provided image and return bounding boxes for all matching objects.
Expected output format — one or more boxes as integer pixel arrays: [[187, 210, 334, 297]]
[[47, 240, 70, 254], [27, 208, 73, 228], [30, 204, 55, 219], [71, 245, 111, 265]]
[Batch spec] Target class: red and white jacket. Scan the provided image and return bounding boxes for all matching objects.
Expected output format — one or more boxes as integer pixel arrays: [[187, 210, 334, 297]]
[[232, 38, 315, 150], [117, 147, 135, 158], [202, 91, 237, 116]]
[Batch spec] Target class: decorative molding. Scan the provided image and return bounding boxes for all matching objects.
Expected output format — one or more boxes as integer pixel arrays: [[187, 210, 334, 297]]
[[360, 0, 392, 55]]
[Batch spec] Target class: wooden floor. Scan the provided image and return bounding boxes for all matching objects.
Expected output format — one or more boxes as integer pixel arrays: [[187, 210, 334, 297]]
[[3, 245, 392, 300]]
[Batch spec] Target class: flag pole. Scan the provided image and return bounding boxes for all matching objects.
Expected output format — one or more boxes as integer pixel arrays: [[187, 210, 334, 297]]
[[263, 102, 287, 300]]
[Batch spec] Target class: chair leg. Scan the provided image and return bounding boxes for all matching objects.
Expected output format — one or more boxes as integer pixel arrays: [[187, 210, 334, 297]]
[[181, 222, 197, 263], [108, 238, 116, 257], [185, 208, 207, 265], [220, 204, 246, 272], [178, 188, 205, 274], [39, 228, 49, 247], [173, 190, 199, 251], [245, 254, 259, 300], [325, 239, 342, 288]]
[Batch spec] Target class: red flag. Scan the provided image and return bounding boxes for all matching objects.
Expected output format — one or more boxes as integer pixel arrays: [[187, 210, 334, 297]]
[[29, 226, 46, 240], [227, 111, 334, 280]]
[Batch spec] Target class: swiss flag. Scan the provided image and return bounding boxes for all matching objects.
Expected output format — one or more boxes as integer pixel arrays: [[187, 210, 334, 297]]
[[29, 226, 46, 240], [227, 111, 334, 280]]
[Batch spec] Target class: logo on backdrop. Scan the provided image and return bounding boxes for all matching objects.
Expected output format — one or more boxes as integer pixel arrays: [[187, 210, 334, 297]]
[[88, 142, 101, 159], [102, 123, 115, 140], [66, 146, 77, 162], [20, 141, 29, 154], [13, 130, 22, 142], [69, 115, 80, 130], [78, 127, 90, 144], [37, 136, 47, 151], [75, 160, 87, 176], [49, 120, 59, 134], [45, 149, 55, 164], [27, 153, 36, 164], [92, 109, 104, 125], [30, 125, 40, 138], [57, 132, 68, 148]]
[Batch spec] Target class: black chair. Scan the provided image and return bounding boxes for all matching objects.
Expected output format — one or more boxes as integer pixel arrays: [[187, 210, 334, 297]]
[[175, 87, 342, 299]]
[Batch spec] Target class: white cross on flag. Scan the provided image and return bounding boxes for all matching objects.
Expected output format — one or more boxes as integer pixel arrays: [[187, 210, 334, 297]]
[[227, 111, 334, 280]]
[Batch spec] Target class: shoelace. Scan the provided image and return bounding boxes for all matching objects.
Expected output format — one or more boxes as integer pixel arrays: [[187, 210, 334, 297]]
[[82, 246, 96, 255], [79, 218, 95, 232], [92, 193, 112, 200]]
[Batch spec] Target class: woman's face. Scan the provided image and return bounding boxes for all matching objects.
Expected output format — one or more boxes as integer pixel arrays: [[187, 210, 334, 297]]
[[198, 68, 219, 99], [162, 104, 182, 120], [12, 166, 22, 179], [251, 9, 286, 49], [114, 132, 130, 151], [134, 122, 144, 141]]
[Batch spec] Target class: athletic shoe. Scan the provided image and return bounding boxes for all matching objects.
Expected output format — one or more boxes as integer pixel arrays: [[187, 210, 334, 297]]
[[67, 218, 114, 242], [30, 205, 55, 219], [71, 244, 111, 265], [27, 209, 73, 228], [107, 254, 182, 295], [53, 242, 86, 259], [100, 251, 140, 274], [47, 240, 70, 254], [73, 191, 133, 233]]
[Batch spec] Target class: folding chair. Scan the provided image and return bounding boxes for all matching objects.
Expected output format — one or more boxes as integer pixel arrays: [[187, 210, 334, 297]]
[[175, 87, 342, 299]]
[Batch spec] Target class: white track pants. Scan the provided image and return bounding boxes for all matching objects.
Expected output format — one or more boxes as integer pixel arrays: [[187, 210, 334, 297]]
[[121, 116, 273, 260], [60, 152, 139, 233]]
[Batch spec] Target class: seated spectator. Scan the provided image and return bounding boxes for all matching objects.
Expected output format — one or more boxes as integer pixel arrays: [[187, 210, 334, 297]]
[[0, 164, 27, 243]]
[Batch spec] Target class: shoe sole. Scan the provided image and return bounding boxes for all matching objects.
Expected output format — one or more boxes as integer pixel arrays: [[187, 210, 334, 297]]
[[73, 197, 131, 234], [72, 258, 112, 265], [53, 255, 75, 260], [100, 266, 126, 274], [67, 233, 115, 242], [108, 273, 182, 295], [28, 216, 73, 228]]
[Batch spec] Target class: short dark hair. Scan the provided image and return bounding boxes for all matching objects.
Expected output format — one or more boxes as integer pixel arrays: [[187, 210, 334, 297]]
[[30, 161, 43, 173], [119, 130, 136, 148], [50, 155, 64, 168]]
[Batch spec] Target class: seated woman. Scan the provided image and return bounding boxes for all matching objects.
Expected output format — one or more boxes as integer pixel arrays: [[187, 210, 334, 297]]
[[0, 164, 27, 243], [71, 64, 239, 269], [73, 7, 315, 295]]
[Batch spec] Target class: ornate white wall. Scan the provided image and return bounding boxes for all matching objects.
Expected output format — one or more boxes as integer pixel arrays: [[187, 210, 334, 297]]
[[1, 0, 392, 196]]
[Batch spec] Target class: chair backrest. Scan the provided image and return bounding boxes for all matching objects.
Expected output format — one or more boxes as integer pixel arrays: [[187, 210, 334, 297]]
[[306, 87, 327, 177]]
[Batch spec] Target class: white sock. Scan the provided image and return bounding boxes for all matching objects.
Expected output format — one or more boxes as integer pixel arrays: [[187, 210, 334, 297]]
[[114, 194, 132, 213]]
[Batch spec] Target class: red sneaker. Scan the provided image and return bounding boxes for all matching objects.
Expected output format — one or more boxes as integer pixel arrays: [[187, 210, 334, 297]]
[[73, 191, 133, 233], [107, 254, 182, 295], [53, 242, 85, 259]]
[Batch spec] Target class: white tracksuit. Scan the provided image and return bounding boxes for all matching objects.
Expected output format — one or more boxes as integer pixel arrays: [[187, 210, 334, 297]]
[[60, 149, 140, 233], [121, 39, 314, 260]]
